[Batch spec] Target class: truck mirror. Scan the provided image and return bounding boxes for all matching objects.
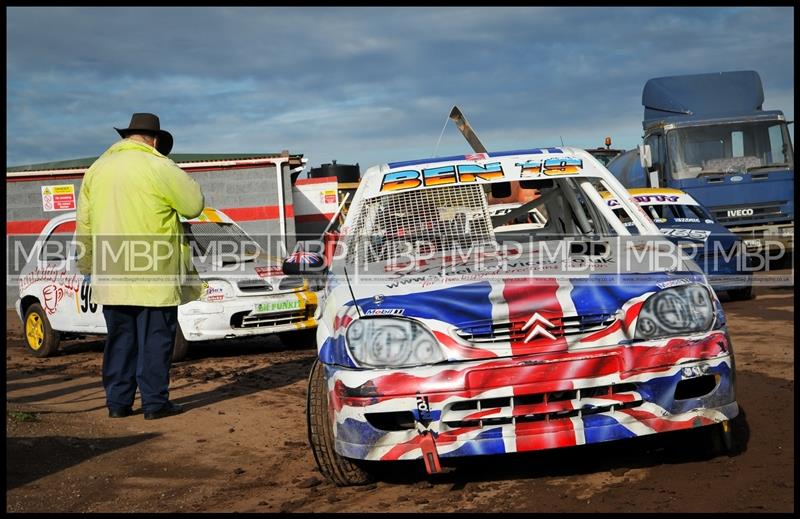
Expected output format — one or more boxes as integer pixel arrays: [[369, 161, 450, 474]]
[[648, 169, 660, 189], [638, 144, 653, 170]]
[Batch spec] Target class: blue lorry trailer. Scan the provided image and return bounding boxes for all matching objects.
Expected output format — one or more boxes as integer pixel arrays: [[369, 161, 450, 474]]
[[607, 71, 794, 255]]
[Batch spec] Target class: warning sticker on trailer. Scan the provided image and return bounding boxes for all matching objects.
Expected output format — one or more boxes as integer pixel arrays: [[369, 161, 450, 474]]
[[41, 185, 76, 212], [320, 190, 338, 205]]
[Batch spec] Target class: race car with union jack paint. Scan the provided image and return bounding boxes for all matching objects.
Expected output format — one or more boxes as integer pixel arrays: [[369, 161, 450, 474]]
[[307, 146, 740, 485]]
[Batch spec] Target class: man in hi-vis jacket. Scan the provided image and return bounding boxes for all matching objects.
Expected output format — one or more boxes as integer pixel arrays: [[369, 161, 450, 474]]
[[77, 113, 204, 420]]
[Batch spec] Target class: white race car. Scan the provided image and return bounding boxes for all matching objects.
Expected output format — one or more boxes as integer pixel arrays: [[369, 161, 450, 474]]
[[16, 208, 318, 360]]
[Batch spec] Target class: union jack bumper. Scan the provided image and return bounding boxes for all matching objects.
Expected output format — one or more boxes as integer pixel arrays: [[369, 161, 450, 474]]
[[325, 330, 737, 464]]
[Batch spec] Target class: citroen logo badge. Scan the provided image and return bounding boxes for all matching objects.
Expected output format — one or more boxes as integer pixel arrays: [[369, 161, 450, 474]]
[[521, 312, 557, 342]]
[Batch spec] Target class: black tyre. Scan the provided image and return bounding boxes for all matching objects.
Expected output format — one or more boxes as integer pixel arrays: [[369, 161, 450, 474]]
[[727, 285, 754, 301], [172, 323, 190, 362], [708, 408, 749, 456], [306, 358, 375, 486], [278, 327, 317, 349], [24, 303, 60, 357]]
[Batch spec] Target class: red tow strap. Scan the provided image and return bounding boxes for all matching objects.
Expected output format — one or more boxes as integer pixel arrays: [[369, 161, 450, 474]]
[[419, 431, 442, 474]]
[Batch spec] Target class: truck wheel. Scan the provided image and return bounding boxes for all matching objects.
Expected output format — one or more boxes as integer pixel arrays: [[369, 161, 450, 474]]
[[727, 286, 754, 301], [306, 358, 375, 486], [172, 324, 190, 362], [24, 303, 60, 357]]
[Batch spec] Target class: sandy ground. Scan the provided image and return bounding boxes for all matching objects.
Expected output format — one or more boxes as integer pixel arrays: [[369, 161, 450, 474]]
[[6, 270, 794, 512]]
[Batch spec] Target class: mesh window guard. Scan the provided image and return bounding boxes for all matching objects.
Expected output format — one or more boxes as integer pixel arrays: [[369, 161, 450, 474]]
[[346, 184, 496, 265]]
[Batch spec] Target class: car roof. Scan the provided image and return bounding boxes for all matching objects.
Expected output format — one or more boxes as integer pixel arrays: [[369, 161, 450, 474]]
[[626, 187, 687, 197], [602, 188, 700, 207]]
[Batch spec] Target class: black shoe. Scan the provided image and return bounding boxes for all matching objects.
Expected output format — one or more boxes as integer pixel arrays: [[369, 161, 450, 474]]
[[108, 406, 133, 418], [143, 402, 184, 420]]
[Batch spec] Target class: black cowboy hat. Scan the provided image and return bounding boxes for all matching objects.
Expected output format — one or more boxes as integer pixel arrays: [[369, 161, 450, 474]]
[[115, 112, 174, 156]]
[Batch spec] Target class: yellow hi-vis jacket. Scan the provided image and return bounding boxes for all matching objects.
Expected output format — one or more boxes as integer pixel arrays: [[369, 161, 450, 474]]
[[76, 139, 205, 306]]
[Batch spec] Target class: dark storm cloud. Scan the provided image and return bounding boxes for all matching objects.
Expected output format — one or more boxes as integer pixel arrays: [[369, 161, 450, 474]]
[[6, 7, 794, 169]]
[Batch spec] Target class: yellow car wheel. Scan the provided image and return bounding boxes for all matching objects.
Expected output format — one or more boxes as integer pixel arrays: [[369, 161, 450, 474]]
[[24, 303, 60, 357]]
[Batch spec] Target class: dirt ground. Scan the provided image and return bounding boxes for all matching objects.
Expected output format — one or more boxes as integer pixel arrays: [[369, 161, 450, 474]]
[[6, 270, 794, 512]]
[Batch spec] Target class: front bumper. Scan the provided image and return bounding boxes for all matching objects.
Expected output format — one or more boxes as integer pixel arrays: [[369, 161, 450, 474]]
[[178, 291, 317, 341], [729, 223, 794, 254], [325, 331, 737, 462]]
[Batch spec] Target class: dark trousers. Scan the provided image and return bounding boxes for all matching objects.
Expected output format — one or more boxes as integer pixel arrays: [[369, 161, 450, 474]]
[[102, 305, 178, 412]]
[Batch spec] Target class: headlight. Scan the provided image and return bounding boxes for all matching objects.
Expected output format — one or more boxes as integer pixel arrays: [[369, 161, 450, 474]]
[[345, 317, 445, 368], [634, 284, 714, 340], [200, 279, 234, 302]]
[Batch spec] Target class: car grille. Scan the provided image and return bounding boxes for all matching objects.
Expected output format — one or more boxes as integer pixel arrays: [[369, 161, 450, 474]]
[[711, 203, 785, 225], [455, 314, 616, 344], [230, 306, 314, 329], [440, 383, 642, 430]]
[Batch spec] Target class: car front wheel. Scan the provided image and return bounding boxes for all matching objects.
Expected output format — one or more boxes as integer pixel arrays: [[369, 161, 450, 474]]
[[306, 358, 375, 486], [24, 303, 60, 357], [707, 407, 749, 457]]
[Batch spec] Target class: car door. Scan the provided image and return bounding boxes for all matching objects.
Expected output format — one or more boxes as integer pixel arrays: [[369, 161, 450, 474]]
[[36, 218, 106, 332], [67, 228, 106, 331]]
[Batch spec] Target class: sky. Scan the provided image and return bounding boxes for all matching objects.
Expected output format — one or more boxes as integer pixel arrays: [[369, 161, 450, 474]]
[[6, 6, 795, 171]]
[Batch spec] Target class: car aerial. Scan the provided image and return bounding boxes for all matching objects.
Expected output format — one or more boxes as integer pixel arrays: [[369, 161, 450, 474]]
[[306, 146, 741, 485], [17, 208, 317, 361], [602, 188, 754, 301]]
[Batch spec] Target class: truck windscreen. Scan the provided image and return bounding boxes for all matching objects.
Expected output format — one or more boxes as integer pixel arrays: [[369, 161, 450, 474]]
[[667, 121, 794, 179]]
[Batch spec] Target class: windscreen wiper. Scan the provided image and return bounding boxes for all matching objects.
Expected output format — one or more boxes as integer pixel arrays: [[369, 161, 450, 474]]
[[694, 170, 728, 177], [746, 163, 790, 172]]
